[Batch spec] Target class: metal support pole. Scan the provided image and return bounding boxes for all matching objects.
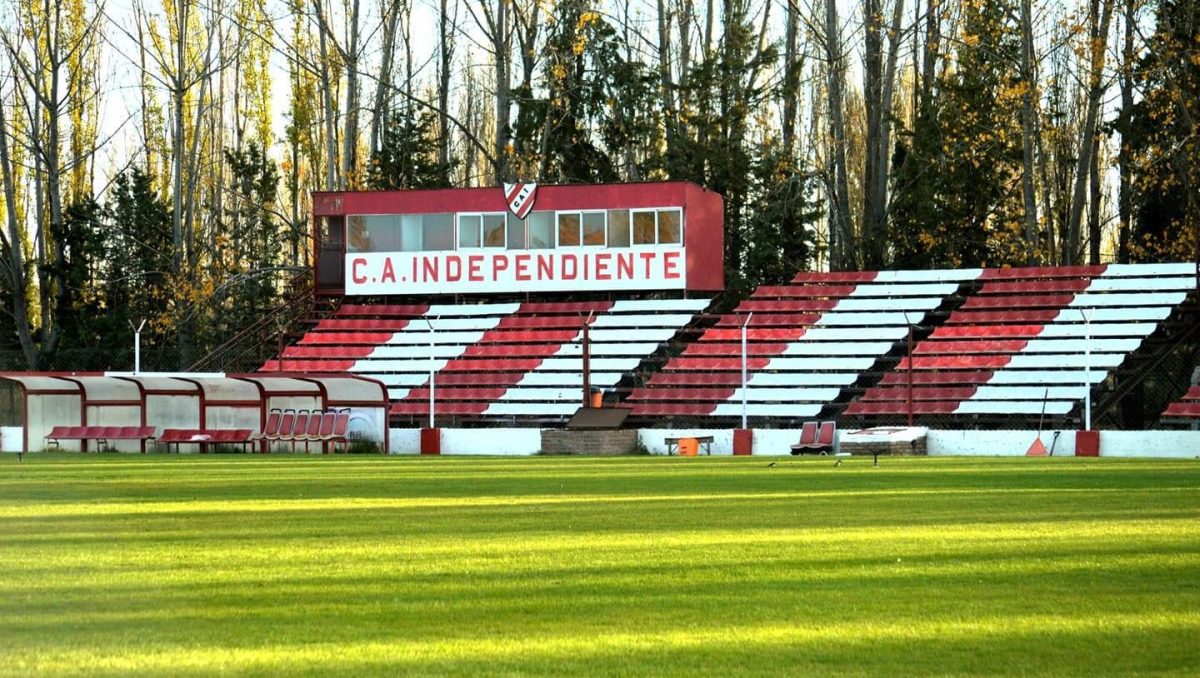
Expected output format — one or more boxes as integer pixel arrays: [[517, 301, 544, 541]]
[[424, 317, 437, 430], [903, 312, 913, 427], [582, 312, 593, 407], [1082, 308, 1092, 430], [741, 313, 754, 430]]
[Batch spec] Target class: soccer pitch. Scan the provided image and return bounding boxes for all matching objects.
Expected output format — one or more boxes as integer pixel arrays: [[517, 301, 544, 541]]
[[1, 455, 1197, 676]]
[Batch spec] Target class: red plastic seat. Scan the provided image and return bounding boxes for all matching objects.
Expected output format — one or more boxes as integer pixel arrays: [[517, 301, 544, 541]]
[[663, 357, 771, 372], [946, 310, 1061, 325], [791, 271, 878, 284], [980, 265, 1105, 280], [627, 386, 736, 402], [629, 402, 718, 416], [646, 372, 745, 386], [715, 313, 821, 328], [860, 386, 977, 402], [930, 325, 1045, 339], [336, 303, 429, 317], [977, 279, 1091, 295], [914, 340, 1028, 355], [734, 299, 838, 313], [753, 284, 858, 299], [682, 342, 788, 357], [879, 370, 994, 386], [896, 355, 1012, 370], [1164, 402, 1200, 418], [441, 357, 543, 372], [497, 315, 588, 329], [516, 300, 613, 315], [961, 294, 1075, 310], [700, 327, 807, 342]]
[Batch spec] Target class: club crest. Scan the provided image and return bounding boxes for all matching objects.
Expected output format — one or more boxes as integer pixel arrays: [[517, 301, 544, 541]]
[[503, 182, 538, 219]]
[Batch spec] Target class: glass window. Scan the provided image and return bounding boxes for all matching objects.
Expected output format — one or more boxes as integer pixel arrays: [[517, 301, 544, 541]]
[[320, 216, 344, 247], [528, 212, 555, 249], [558, 213, 581, 246], [458, 214, 481, 248], [482, 213, 506, 247], [507, 212, 526, 249], [633, 211, 656, 245], [607, 210, 630, 247], [582, 212, 606, 246], [658, 209, 682, 244], [423, 213, 454, 251], [347, 215, 370, 252], [400, 214, 423, 251]]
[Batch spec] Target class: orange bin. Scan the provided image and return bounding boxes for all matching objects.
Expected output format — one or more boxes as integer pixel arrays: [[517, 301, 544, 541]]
[[677, 437, 699, 456], [591, 391, 603, 408]]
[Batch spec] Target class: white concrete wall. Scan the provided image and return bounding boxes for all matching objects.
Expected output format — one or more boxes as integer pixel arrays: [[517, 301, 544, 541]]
[[1, 426, 23, 452], [389, 428, 542, 456], [927, 429, 1200, 458], [636, 428, 820, 456], [6, 424, 1198, 458]]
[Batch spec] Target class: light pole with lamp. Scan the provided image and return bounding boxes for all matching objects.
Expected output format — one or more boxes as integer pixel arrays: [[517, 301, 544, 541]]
[[734, 313, 755, 455], [1076, 306, 1100, 456], [129, 319, 146, 374], [420, 316, 440, 454]]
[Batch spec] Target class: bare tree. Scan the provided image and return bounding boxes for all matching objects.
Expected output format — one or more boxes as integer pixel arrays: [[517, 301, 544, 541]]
[[860, 0, 906, 269], [1064, 0, 1115, 264], [822, 0, 854, 269], [1018, 0, 1039, 263]]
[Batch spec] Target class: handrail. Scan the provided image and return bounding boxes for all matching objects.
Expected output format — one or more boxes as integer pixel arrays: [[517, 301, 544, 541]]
[[1093, 304, 1200, 418], [186, 270, 324, 373]]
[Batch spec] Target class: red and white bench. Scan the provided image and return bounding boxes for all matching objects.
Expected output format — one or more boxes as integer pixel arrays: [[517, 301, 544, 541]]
[[45, 426, 157, 453]]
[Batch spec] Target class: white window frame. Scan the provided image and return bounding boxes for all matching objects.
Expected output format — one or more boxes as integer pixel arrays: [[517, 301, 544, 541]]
[[457, 211, 508, 250], [629, 207, 684, 246]]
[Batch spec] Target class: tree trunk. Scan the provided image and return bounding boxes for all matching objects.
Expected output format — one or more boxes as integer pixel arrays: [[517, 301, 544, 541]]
[[341, 0, 362, 189], [1064, 0, 1114, 265], [493, 0, 510, 183], [825, 0, 854, 269], [782, 0, 798, 154], [438, 0, 454, 178], [1018, 0, 1039, 264], [0, 78, 39, 369], [1116, 0, 1134, 264], [370, 0, 402, 159]]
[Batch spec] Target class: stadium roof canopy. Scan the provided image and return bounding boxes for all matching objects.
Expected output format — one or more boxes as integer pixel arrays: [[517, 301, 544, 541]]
[[0, 373, 388, 452]]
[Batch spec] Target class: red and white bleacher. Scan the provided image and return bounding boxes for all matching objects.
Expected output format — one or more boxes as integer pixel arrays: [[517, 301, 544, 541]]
[[628, 269, 978, 419], [263, 298, 711, 419], [847, 263, 1195, 418], [1162, 386, 1200, 421]]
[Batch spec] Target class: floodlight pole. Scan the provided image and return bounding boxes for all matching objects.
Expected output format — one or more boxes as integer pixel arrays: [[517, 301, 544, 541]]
[[1081, 307, 1092, 430], [129, 319, 146, 375], [741, 312, 753, 430], [423, 317, 437, 430]]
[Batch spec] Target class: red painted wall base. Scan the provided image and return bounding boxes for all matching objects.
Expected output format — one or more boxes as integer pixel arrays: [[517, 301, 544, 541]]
[[420, 428, 441, 455], [733, 428, 753, 456]]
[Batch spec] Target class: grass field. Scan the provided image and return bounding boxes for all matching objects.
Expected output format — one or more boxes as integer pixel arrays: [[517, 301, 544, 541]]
[[0, 454, 1198, 676]]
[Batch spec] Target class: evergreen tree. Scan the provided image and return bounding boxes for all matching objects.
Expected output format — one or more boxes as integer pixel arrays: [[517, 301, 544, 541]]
[[105, 167, 173, 364], [1127, 0, 1200, 262], [368, 108, 455, 190], [889, 0, 1026, 268]]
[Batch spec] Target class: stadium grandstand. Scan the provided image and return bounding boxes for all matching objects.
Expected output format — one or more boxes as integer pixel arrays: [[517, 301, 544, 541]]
[[256, 182, 1200, 434], [3, 181, 1199, 453]]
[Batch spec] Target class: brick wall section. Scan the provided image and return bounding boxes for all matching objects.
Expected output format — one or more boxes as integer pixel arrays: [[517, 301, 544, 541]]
[[541, 429, 638, 455], [839, 437, 927, 456]]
